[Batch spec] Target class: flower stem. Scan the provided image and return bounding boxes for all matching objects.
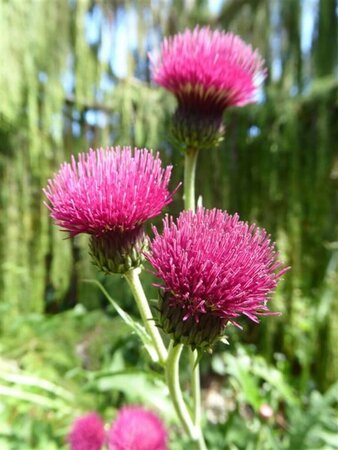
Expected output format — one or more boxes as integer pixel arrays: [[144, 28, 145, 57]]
[[190, 350, 208, 450], [166, 342, 207, 450], [166, 343, 196, 436], [184, 147, 199, 212], [124, 268, 167, 365], [189, 348, 201, 427], [183, 147, 207, 449]]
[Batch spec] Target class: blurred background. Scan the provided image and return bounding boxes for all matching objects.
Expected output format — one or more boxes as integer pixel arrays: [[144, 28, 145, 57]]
[[0, 0, 337, 449]]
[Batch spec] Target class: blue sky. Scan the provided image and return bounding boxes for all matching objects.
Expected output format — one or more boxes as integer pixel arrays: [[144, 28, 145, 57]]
[[59, 0, 323, 135], [61, 0, 322, 112], [84, 0, 319, 80]]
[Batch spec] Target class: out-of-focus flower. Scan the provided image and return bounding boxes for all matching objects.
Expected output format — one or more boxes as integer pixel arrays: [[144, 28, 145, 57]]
[[147, 208, 288, 350], [44, 147, 173, 273], [259, 404, 274, 420], [68, 412, 105, 450], [108, 406, 167, 450], [150, 27, 266, 149]]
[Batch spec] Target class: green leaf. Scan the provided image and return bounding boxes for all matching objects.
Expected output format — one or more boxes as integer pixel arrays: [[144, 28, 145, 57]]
[[0, 370, 74, 402], [251, 360, 297, 405], [225, 353, 262, 410], [85, 368, 175, 420], [0, 385, 71, 412], [84, 279, 158, 362]]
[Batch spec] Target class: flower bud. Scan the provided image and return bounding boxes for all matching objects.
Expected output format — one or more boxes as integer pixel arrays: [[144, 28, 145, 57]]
[[157, 292, 226, 351], [89, 227, 147, 274]]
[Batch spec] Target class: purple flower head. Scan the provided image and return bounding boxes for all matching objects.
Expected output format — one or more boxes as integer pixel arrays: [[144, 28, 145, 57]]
[[44, 147, 174, 273], [146, 208, 288, 349], [44, 147, 173, 237], [151, 26, 266, 112], [108, 406, 168, 450], [68, 412, 105, 450], [150, 27, 266, 149]]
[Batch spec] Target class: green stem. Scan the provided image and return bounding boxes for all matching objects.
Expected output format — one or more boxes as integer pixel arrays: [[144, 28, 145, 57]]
[[184, 147, 207, 448], [166, 343, 207, 450], [124, 268, 167, 365], [189, 348, 201, 427], [166, 343, 196, 436], [184, 147, 199, 212]]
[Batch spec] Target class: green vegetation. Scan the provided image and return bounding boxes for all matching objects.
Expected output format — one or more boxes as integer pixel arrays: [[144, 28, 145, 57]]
[[0, 0, 337, 449]]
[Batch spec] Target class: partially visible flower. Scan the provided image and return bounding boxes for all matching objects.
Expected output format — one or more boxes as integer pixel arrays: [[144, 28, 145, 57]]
[[146, 208, 288, 350], [68, 412, 105, 450], [108, 406, 167, 450], [44, 147, 173, 273], [150, 27, 266, 149]]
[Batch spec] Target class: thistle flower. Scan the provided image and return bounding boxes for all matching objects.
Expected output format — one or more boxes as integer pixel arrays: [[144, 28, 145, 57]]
[[146, 208, 288, 350], [150, 27, 266, 149], [68, 412, 105, 450], [108, 406, 167, 450], [44, 147, 173, 273]]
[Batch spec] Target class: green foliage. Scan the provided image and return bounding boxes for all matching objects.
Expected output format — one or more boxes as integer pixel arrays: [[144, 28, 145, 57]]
[[205, 345, 338, 450], [0, 305, 183, 449], [86, 279, 158, 361], [0, 0, 337, 448], [1, 310, 336, 449]]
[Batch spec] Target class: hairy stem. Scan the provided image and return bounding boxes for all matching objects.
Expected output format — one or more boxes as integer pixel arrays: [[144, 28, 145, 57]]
[[124, 268, 167, 365]]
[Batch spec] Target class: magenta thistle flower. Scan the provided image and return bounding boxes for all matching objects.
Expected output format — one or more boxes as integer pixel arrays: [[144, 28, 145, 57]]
[[44, 147, 173, 273], [108, 406, 168, 450], [146, 208, 288, 349], [44, 147, 172, 237], [152, 26, 265, 111], [150, 27, 266, 149], [68, 412, 105, 450]]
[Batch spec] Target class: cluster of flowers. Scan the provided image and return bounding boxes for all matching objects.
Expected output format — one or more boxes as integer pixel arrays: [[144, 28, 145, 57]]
[[68, 406, 167, 450], [45, 27, 288, 448], [44, 27, 284, 348], [45, 145, 286, 349]]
